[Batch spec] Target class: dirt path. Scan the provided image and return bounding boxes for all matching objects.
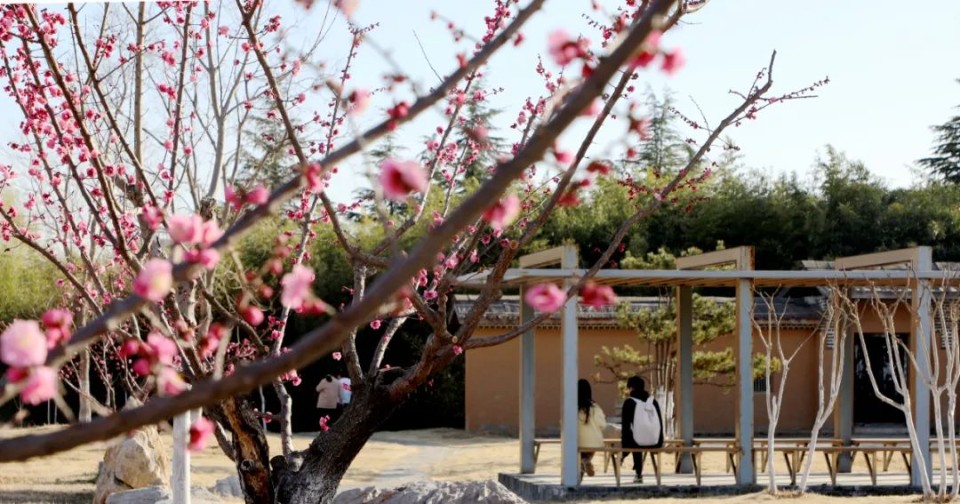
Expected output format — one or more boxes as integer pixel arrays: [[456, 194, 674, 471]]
[[0, 426, 927, 503]]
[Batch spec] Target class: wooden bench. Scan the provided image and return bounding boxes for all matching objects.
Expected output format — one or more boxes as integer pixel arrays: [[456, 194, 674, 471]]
[[580, 445, 740, 487]]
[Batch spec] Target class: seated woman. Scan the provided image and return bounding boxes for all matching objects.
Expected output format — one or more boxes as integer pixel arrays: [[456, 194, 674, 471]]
[[577, 378, 607, 477]]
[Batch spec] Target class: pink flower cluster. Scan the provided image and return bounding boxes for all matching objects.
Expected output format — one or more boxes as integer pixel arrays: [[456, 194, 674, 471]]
[[165, 214, 224, 270], [379, 159, 427, 201], [134, 259, 174, 302], [524, 283, 566, 313], [119, 332, 185, 395], [188, 416, 214, 452], [482, 195, 521, 231], [628, 30, 684, 76], [1, 319, 59, 405], [280, 265, 330, 315]]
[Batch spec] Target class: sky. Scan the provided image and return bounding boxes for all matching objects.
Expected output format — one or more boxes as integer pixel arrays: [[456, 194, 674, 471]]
[[2, 0, 957, 205], [275, 0, 960, 201]]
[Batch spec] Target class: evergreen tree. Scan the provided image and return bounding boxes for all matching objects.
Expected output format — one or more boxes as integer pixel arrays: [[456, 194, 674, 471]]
[[920, 80, 960, 182], [620, 90, 692, 176]]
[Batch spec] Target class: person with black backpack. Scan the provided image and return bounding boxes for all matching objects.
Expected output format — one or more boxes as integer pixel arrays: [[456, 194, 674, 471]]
[[621, 375, 663, 483]]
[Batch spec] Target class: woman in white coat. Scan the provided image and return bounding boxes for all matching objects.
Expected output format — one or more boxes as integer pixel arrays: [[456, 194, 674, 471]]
[[577, 378, 607, 477]]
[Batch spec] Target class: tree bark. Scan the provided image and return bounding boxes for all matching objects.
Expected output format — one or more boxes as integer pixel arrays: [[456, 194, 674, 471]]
[[79, 348, 92, 423], [272, 379, 400, 504], [219, 397, 275, 503], [272, 379, 295, 458]]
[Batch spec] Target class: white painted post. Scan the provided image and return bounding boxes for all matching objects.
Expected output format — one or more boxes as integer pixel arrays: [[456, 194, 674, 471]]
[[735, 278, 756, 485], [519, 290, 537, 474], [560, 246, 580, 488], [676, 285, 694, 473], [172, 409, 197, 503], [912, 247, 933, 487]]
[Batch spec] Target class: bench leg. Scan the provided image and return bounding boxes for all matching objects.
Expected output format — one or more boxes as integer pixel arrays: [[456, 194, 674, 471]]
[[825, 452, 834, 480], [613, 453, 622, 488], [653, 452, 662, 486], [865, 451, 877, 486], [694, 452, 703, 486], [534, 444, 541, 465], [829, 453, 839, 486], [783, 450, 796, 486], [603, 451, 609, 475]]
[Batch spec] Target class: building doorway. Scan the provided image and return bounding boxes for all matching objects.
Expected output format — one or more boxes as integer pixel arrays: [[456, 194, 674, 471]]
[[854, 333, 908, 425]]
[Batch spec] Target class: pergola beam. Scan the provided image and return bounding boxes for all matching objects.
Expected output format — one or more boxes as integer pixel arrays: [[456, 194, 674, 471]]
[[456, 268, 958, 289]]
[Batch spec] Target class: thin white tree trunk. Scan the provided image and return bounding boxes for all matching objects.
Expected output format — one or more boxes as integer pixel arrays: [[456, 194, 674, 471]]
[[79, 348, 92, 423]]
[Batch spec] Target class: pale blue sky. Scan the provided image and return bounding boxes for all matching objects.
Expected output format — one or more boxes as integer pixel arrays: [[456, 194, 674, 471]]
[[287, 0, 960, 200]]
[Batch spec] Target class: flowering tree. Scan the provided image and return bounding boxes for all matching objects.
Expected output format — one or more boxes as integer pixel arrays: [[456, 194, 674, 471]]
[[0, 0, 823, 502]]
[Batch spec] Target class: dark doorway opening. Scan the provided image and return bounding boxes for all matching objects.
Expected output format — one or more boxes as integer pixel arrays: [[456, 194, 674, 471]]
[[854, 333, 908, 424]]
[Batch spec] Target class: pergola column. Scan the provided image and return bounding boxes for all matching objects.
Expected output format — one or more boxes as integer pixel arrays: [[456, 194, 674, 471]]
[[559, 246, 580, 487], [735, 278, 756, 485], [676, 286, 694, 473], [832, 308, 854, 472], [519, 291, 536, 474], [911, 247, 933, 487], [834, 246, 934, 488], [674, 246, 755, 482]]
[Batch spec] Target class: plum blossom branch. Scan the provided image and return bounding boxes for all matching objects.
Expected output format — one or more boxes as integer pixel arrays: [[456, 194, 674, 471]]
[[0, 0, 670, 460]]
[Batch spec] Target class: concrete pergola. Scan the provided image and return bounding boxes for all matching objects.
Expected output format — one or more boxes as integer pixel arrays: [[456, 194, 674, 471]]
[[457, 245, 955, 488]]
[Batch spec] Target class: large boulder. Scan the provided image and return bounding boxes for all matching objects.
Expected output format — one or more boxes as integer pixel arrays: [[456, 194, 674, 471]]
[[334, 480, 527, 504], [94, 424, 171, 504]]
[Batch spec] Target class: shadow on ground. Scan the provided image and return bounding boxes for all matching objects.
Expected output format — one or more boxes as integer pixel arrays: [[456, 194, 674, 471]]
[[0, 489, 89, 504]]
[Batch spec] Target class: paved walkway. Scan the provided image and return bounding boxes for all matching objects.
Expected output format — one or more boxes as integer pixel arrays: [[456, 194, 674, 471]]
[[500, 471, 919, 501]]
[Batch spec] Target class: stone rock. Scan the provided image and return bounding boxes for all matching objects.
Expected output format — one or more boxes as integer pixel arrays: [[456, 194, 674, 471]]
[[104, 485, 169, 504], [156, 486, 223, 504], [211, 475, 243, 498], [334, 480, 527, 504], [94, 424, 171, 504]]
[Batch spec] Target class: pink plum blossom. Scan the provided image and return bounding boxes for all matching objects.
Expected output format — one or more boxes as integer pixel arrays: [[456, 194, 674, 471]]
[[482, 195, 521, 231], [281, 264, 315, 310], [147, 332, 178, 365], [158, 367, 186, 395], [547, 30, 589, 66], [580, 281, 617, 308], [134, 259, 173, 302], [20, 366, 58, 405], [166, 214, 202, 244], [348, 89, 370, 116], [246, 185, 269, 205], [185, 248, 221, 269], [188, 416, 214, 452], [524, 283, 566, 313], [661, 48, 685, 76], [142, 205, 163, 230], [452, 345, 463, 356], [199, 220, 223, 247], [334, 0, 358, 17], [379, 159, 427, 200], [243, 306, 265, 326], [1, 320, 48, 368], [332, 351, 342, 361], [304, 163, 325, 194], [41, 309, 72, 349]]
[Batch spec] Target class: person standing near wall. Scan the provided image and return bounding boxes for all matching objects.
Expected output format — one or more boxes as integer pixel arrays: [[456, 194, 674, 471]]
[[337, 372, 352, 411], [621, 376, 663, 483], [316, 375, 340, 424]]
